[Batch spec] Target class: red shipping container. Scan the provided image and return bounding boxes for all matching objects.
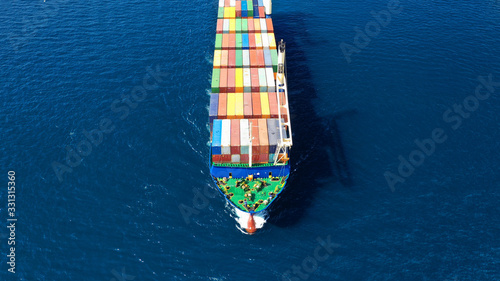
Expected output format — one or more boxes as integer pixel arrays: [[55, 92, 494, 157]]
[[250, 119, 260, 154], [259, 7, 265, 18], [219, 68, 228, 93], [252, 154, 260, 163], [250, 68, 260, 92], [228, 49, 236, 68], [225, 0, 230, 7], [229, 33, 236, 49], [230, 119, 240, 154], [243, 92, 253, 118], [266, 18, 274, 33], [212, 154, 222, 163], [268, 92, 278, 118], [247, 17, 255, 33], [220, 50, 228, 68], [217, 19, 224, 34], [227, 68, 236, 92], [256, 49, 264, 68], [259, 154, 269, 163], [241, 154, 249, 163], [236, 1, 241, 18], [221, 154, 231, 163], [248, 33, 256, 49], [251, 92, 262, 118], [218, 92, 227, 118]]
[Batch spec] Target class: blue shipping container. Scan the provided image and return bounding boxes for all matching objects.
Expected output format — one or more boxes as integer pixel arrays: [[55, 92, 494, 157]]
[[212, 119, 222, 155], [209, 94, 219, 124]]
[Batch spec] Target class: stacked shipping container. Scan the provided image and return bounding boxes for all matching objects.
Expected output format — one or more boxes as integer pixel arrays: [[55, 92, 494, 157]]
[[210, 0, 288, 165]]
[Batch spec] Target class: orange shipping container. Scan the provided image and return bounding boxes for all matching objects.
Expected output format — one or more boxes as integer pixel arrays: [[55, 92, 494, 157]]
[[249, 50, 258, 67], [218, 92, 227, 118], [230, 119, 240, 154], [258, 7, 265, 18], [266, 18, 274, 33], [227, 68, 236, 93], [222, 33, 229, 50], [251, 92, 262, 118], [250, 68, 260, 92], [219, 68, 228, 93], [258, 118, 269, 154], [229, 33, 236, 49], [250, 119, 261, 154], [220, 50, 228, 68], [243, 92, 252, 118], [268, 92, 279, 118], [247, 17, 255, 33], [248, 33, 256, 49], [256, 49, 265, 68]]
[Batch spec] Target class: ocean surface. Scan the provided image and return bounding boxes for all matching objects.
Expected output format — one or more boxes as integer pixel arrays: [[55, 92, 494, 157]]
[[1, 0, 500, 280]]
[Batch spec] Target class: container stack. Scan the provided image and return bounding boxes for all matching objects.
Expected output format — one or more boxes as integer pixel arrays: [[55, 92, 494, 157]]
[[210, 0, 288, 165]]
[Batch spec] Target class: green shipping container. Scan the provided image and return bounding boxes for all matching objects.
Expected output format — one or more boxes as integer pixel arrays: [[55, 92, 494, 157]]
[[271, 50, 278, 72], [218, 7, 224, 19], [248, 3, 253, 17], [242, 19, 248, 32], [236, 19, 242, 33], [212, 68, 220, 93], [235, 34, 243, 50], [235, 50, 243, 68], [215, 34, 223, 50]]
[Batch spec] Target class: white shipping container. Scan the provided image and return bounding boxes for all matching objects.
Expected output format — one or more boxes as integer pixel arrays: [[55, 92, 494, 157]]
[[240, 119, 251, 146], [223, 19, 230, 33], [219, 0, 224, 7], [242, 50, 250, 67], [260, 18, 267, 32], [230, 0, 236, 7], [261, 33, 269, 48], [243, 68, 251, 91], [231, 154, 241, 163], [266, 67, 275, 93], [221, 119, 231, 154]]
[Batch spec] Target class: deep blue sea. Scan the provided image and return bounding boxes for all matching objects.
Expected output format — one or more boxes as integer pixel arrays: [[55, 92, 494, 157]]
[[1, 0, 500, 280]]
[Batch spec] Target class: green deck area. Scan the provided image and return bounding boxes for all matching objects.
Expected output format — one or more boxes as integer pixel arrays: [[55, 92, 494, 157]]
[[215, 176, 287, 212]]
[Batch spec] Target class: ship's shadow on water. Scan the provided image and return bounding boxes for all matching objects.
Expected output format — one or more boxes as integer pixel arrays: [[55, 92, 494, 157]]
[[267, 13, 355, 228]]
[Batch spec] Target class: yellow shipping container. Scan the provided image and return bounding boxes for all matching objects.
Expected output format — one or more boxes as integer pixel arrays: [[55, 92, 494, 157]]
[[235, 93, 244, 118], [227, 93, 236, 118], [268, 33, 276, 49], [260, 92, 270, 118], [213, 50, 222, 68], [255, 33, 262, 49], [235, 68, 243, 92], [229, 19, 236, 33]]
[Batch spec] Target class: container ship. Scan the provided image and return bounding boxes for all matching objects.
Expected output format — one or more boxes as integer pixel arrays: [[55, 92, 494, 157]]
[[209, 0, 292, 234]]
